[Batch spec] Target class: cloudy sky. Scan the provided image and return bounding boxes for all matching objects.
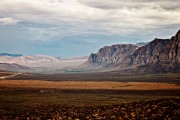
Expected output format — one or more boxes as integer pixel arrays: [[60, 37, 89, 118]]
[[0, 0, 180, 57]]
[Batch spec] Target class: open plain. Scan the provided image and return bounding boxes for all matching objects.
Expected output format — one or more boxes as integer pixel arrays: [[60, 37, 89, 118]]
[[0, 72, 179, 119]]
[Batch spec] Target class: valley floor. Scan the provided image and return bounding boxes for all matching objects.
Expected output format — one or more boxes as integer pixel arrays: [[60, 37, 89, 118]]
[[0, 80, 180, 90], [0, 72, 179, 119]]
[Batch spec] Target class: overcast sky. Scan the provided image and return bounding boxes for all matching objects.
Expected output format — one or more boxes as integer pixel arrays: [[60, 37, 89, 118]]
[[0, 0, 180, 57]]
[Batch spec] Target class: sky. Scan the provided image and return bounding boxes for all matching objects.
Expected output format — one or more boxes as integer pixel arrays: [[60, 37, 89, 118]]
[[0, 0, 180, 57]]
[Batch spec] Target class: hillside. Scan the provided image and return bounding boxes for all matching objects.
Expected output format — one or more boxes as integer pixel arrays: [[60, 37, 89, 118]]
[[83, 44, 137, 68], [0, 63, 30, 72]]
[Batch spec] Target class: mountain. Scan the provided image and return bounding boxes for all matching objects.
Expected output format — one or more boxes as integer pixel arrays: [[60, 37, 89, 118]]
[[0, 55, 60, 66], [57, 56, 88, 61], [0, 54, 87, 72], [83, 44, 137, 68], [0, 53, 23, 57], [0, 63, 30, 72], [126, 38, 171, 67], [84, 30, 180, 73], [125, 30, 180, 73], [135, 42, 148, 47]]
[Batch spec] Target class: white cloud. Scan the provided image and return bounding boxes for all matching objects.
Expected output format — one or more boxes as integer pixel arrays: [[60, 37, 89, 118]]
[[0, 0, 179, 40], [0, 17, 20, 25], [80, 0, 180, 10]]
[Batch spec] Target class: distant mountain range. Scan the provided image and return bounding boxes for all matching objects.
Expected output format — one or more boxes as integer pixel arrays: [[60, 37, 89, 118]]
[[135, 42, 148, 47], [0, 30, 179, 74], [0, 54, 87, 72], [0, 53, 23, 57], [0, 55, 58, 71], [0, 55, 59, 65], [0, 63, 30, 72], [83, 30, 180, 73]]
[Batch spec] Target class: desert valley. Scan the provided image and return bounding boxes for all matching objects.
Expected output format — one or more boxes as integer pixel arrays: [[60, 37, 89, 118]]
[[0, 0, 180, 119], [0, 30, 179, 119]]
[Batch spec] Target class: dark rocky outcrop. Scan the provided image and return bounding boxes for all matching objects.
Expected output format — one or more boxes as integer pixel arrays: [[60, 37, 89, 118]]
[[128, 30, 180, 67], [84, 30, 180, 73], [83, 44, 137, 68], [126, 30, 180, 73], [127, 38, 170, 66]]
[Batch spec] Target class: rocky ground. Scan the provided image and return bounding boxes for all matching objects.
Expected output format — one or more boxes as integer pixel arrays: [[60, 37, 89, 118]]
[[0, 98, 179, 120]]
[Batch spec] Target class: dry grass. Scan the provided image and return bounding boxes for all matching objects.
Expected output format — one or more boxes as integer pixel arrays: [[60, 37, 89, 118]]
[[0, 80, 179, 90]]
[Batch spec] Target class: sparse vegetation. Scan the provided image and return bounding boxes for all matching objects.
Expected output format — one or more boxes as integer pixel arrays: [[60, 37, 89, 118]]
[[0, 72, 179, 119], [0, 95, 179, 119], [6, 72, 180, 84]]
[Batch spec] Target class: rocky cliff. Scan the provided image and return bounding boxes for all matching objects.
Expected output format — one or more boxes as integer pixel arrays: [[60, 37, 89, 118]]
[[84, 30, 180, 73], [130, 30, 180, 73], [127, 38, 170, 66], [84, 44, 137, 68], [128, 30, 180, 66]]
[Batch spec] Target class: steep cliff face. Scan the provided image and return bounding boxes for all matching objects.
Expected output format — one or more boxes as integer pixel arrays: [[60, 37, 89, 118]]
[[164, 30, 180, 62], [84, 30, 180, 73], [128, 38, 170, 66], [85, 44, 137, 67], [128, 30, 180, 67]]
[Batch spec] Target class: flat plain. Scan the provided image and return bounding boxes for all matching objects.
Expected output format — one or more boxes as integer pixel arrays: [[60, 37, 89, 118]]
[[0, 72, 180, 119]]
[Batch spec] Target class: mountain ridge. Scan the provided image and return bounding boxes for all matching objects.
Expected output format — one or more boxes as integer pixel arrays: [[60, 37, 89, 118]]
[[83, 30, 180, 73], [83, 44, 137, 68], [0, 53, 23, 57], [0, 63, 31, 72]]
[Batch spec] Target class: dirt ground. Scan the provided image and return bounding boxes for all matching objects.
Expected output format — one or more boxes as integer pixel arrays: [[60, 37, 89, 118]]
[[0, 80, 180, 90], [0, 72, 179, 119]]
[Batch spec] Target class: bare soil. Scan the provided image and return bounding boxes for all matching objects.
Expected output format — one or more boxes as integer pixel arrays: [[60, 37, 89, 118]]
[[0, 80, 180, 90]]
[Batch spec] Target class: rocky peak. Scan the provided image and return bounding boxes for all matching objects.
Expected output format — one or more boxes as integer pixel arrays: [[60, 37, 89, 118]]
[[127, 30, 180, 68], [83, 30, 180, 73], [88, 53, 97, 63], [84, 44, 137, 67], [129, 38, 170, 66], [175, 30, 180, 37], [166, 30, 180, 62]]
